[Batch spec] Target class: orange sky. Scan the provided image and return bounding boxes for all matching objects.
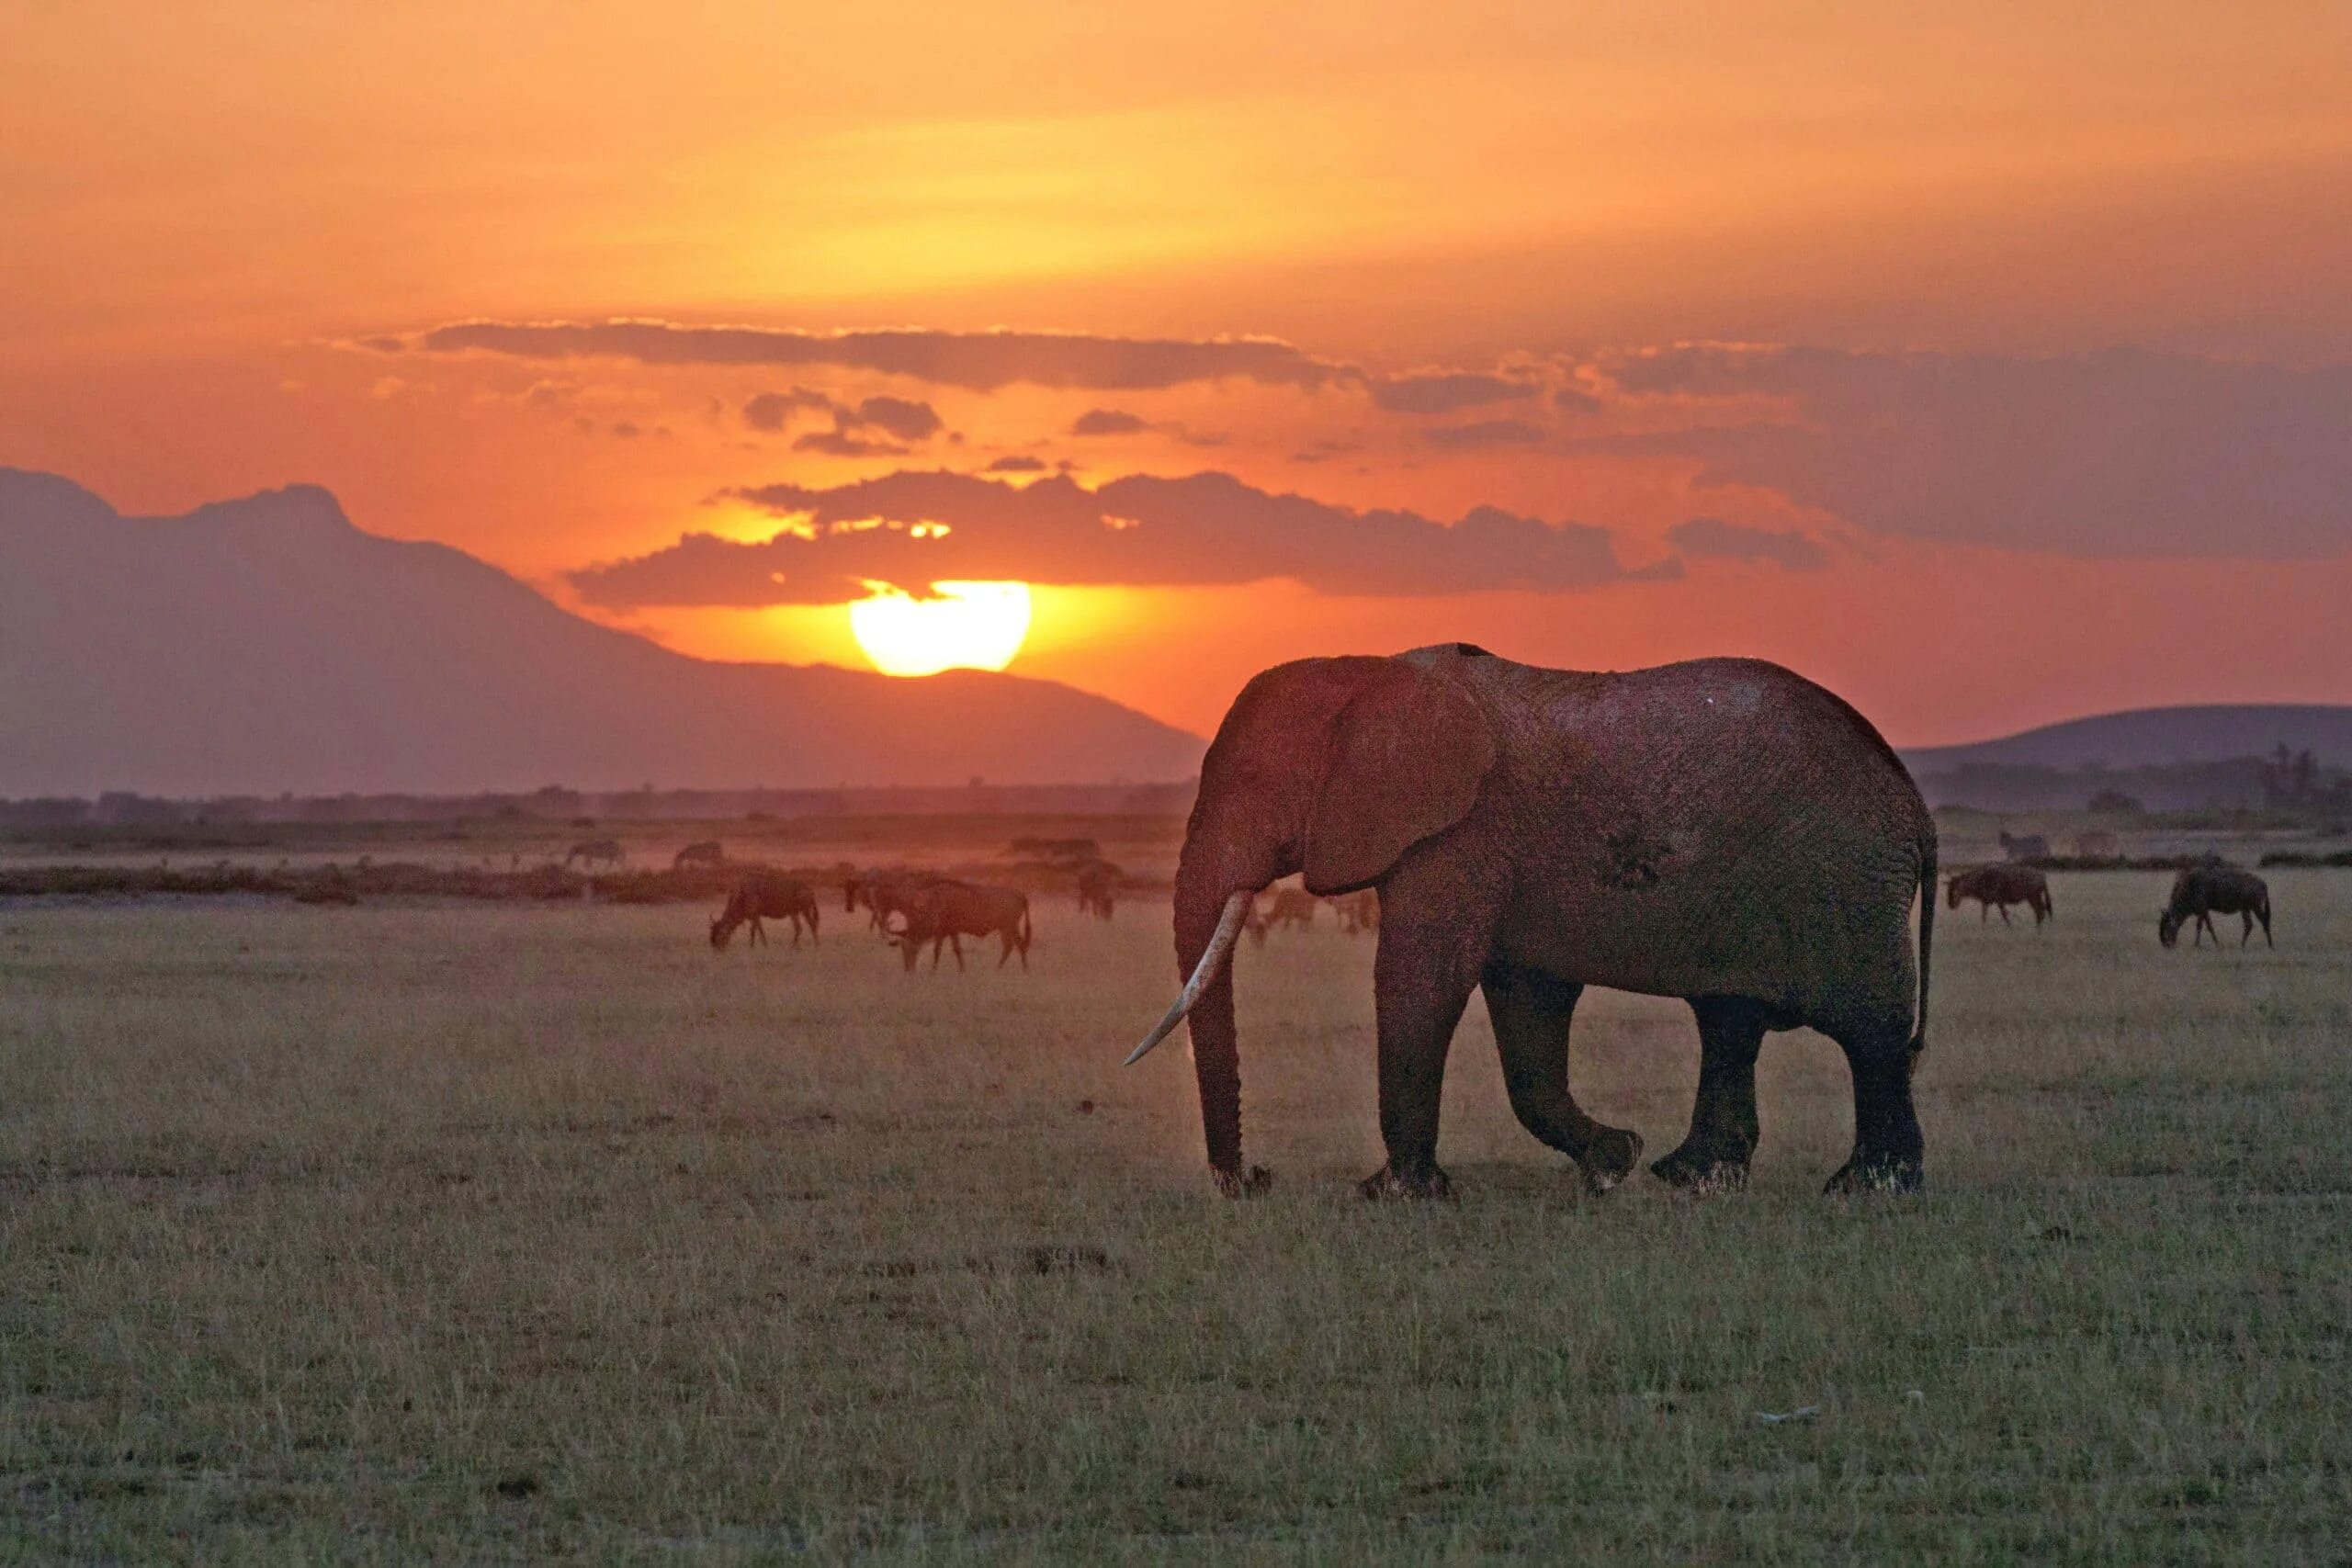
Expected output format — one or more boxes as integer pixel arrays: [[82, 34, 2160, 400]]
[[5, 2, 2350, 742]]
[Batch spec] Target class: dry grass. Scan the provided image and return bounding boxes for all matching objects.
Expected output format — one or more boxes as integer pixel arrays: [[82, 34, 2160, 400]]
[[3, 871, 2349, 1561]]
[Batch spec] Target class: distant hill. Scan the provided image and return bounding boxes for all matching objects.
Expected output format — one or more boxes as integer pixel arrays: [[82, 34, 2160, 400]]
[[1903, 705, 2352, 775], [0, 468, 1205, 796]]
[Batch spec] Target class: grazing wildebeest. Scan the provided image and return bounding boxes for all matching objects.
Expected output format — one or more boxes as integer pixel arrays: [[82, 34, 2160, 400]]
[[1998, 830, 2051, 863], [1947, 864, 2052, 926], [1011, 836, 1102, 865], [2159, 865, 2273, 949], [710, 873, 822, 950], [673, 840, 725, 870], [1074, 858, 1121, 920], [1325, 888, 1379, 934], [844, 868, 947, 931], [884, 880, 1033, 972], [2074, 830, 2121, 860], [565, 838, 625, 868], [1245, 886, 1319, 944]]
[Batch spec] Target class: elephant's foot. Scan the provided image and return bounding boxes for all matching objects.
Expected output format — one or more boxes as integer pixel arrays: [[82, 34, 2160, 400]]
[[1358, 1162, 1455, 1201], [1649, 1142, 1751, 1196], [1823, 1152, 1923, 1197], [1577, 1126, 1644, 1195], [1212, 1165, 1273, 1200]]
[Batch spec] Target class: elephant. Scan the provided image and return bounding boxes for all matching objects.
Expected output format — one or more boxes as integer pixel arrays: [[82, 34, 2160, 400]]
[[1125, 644, 1937, 1201]]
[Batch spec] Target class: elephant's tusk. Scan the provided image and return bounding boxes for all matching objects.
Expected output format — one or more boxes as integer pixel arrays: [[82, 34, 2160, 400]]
[[1124, 891, 1253, 1066]]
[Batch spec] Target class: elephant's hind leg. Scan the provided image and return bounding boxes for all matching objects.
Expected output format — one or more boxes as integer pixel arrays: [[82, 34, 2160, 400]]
[[1482, 963, 1640, 1195], [1653, 997, 1768, 1195], [1824, 1020, 1925, 1196]]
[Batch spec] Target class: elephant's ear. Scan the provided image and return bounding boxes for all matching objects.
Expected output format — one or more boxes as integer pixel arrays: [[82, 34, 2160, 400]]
[[1303, 662, 1498, 895]]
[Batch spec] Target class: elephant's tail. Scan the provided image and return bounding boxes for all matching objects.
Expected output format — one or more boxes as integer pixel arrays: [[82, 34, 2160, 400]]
[[1911, 831, 1937, 1063]]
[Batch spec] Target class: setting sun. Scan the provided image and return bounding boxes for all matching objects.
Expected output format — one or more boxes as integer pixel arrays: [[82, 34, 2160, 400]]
[[847, 581, 1033, 676]]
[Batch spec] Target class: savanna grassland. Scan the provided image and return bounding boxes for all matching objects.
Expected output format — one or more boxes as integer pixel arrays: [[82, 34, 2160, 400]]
[[3, 860, 2349, 1561]]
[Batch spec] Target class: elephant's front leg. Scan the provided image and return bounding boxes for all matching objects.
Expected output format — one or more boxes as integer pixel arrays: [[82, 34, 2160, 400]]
[[1652, 997, 1768, 1194], [1482, 963, 1641, 1194], [1361, 919, 1482, 1201]]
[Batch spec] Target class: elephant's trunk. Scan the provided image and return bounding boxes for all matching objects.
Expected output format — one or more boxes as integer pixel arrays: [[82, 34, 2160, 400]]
[[1142, 809, 1294, 1190], [1174, 880, 1250, 1184]]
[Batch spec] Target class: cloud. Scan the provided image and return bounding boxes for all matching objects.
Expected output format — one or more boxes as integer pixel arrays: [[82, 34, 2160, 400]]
[[1666, 516, 1829, 570], [853, 395, 944, 443], [1069, 408, 1149, 436], [572, 416, 667, 439], [792, 429, 906, 457], [1425, 418, 1548, 448], [1591, 345, 2352, 559], [400, 319, 1352, 391], [743, 387, 839, 432], [571, 469, 1679, 607], [1371, 372, 1537, 415], [753, 389, 948, 454], [984, 455, 1048, 473]]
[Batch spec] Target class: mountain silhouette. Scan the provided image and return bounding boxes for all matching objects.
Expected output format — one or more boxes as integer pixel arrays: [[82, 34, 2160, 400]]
[[0, 469, 1205, 796], [1903, 705, 2352, 773]]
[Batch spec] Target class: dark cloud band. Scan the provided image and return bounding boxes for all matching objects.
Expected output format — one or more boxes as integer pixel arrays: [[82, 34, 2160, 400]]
[[401, 319, 1352, 392], [568, 469, 1698, 607]]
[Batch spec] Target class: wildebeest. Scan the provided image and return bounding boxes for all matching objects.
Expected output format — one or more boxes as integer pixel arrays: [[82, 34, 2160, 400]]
[[1947, 864, 2053, 926], [884, 880, 1033, 972], [1246, 886, 1318, 944], [2074, 830, 2121, 860], [844, 868, 947, 931], [673, 840, 725, 870], [565, 838, 624, 868], [2159, 865, 2273, 949], [1011, 836, 1101, 865], [710, 873, 822, 950], [1325, 888, 1379, 934], [1998, 830, 2051, 863], [1074, 858, 1121, 920]]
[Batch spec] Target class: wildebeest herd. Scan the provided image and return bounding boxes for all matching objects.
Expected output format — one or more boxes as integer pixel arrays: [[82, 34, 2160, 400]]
[[1942, 853, 2275, 949], [695, 829, 2275, 988], [697, 847, 1390, 976], [705, 863, 1044, 975]]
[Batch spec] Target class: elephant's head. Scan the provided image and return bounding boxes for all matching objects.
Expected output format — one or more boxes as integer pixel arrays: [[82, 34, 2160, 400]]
[[1126, 653, 1498, 1194]]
